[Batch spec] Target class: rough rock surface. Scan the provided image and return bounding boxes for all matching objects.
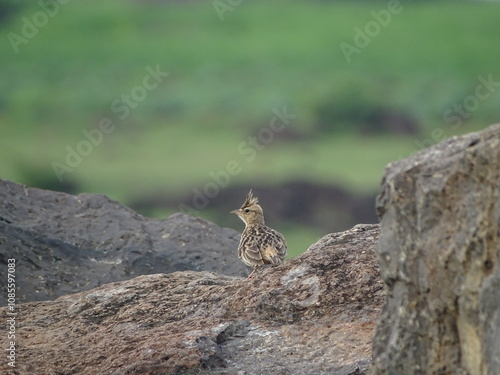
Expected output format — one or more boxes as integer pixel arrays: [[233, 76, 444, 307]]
[[0, 179, 248, 304], [0, 224, 383, 375], [370, 124, 500, 374]]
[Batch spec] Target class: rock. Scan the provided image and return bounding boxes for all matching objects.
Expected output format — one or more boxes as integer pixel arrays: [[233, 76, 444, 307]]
[[370, 124, 500, 374], [0, 179, 248, 303], [0, 224, 384, 375]]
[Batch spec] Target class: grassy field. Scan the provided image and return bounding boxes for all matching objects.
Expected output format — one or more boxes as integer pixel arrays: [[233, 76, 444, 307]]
[[1, 0, 499, 255]]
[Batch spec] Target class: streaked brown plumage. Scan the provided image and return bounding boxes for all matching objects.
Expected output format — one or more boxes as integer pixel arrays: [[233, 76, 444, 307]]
[[230, 189, 287, 278]]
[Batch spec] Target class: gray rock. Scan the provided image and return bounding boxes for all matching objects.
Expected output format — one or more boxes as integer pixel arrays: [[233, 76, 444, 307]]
[[370, 124, 500, 375], [0, 224, 384, 375], [0, 179, 248, 303]]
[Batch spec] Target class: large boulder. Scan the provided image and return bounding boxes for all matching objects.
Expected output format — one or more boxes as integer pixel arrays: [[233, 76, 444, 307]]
[[0, 224, 383, 375], [371, 124, 500, 374], [0, 179, 248, 303]]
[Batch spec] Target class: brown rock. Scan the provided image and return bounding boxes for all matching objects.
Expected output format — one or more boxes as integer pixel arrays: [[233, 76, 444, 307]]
[[0, 179, 248, 303], [0, 224, 383, 375], [370, 124, 500, 375]]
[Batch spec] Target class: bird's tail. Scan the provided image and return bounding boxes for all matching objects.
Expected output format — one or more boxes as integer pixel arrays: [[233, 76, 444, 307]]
[[269, 255, 283, 266]]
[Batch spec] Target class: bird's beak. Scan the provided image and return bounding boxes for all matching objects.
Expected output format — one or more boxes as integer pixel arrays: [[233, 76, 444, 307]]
[[230, 209, 240, 215]]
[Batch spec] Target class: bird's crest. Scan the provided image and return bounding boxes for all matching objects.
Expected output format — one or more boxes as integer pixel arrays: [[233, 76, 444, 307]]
[[242, 189, 259, 208]]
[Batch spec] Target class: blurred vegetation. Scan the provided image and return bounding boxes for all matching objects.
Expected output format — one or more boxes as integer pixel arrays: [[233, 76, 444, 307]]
[[1, 0, 499, 256]]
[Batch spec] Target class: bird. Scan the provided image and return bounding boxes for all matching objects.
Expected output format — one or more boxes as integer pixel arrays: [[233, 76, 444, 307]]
[[230, 189, 287, 278]]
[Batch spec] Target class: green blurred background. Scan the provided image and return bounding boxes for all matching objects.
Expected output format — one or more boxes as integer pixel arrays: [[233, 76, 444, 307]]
[[1, 0, 499, 257]]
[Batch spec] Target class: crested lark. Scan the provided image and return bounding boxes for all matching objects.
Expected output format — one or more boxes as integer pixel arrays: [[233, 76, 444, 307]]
[[230, 189, 287, 278]]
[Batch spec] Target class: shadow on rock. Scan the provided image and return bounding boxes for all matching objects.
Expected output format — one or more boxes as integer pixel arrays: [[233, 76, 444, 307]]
[[0, 180, 249, 303]]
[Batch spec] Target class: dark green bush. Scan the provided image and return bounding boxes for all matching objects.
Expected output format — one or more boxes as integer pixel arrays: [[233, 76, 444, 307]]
[[314, 80, 419, 135]]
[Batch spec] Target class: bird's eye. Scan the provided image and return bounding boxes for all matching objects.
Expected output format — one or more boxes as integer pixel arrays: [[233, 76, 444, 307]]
[[244, 208, 250, 213]]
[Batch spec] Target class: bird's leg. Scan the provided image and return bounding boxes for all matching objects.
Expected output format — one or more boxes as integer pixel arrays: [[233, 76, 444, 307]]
[[247, 266, 260, 279]]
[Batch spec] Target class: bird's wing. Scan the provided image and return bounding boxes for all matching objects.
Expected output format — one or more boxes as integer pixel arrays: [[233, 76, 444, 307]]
[[261, 228, 287, 265], [274, 233, 287, 259], [239, 236, 265, 267]]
